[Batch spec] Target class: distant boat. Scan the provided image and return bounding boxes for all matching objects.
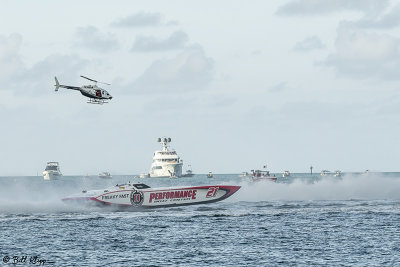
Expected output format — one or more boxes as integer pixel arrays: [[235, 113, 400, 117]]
[[282, 170, 290, 177], [239, 172, 249, 178], [320, 170, 331, 176], [243, 164, 277, 182], [363, 170, 378, 175], [182, 165, 194, 177], [207, 172, 213, 178], [43, 162, 62, 180], [99, 172, 112, 179], [333, 170, 342, 177], [250, 170, 277, 182], [139, 173, 149, 178]]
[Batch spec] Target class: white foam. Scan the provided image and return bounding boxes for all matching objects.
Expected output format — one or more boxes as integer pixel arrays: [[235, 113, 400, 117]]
[[232, 173, 400, 201]]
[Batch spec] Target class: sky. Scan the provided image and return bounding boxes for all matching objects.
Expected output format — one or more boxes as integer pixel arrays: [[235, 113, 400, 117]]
[[0, 0, 399, 175]]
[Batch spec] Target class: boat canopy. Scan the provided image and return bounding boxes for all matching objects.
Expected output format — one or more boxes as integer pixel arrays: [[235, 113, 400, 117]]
[[45, 165, 59, 171], [115, 183, 151, 189], [133, 183, 151, 189]]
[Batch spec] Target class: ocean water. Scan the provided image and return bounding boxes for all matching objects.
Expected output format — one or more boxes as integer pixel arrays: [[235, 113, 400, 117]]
[[1, 173, 400, 266]]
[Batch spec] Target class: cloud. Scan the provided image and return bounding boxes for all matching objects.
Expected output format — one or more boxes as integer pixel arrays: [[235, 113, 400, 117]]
[[111, 12, 164, 27], [21, 54, 89, 95], [0, 34, 88, 95], [131, 31, 189, 52], [0, 33, 25, 82], [321, 27, 400, 80], [3, 54, 88, 96], [74, 26, 119, 52], [251, 50, 262, 56], [128, 45, 214, 94], [349, 3, 400, 29], [268, 82, 287, 93], [276, 0, 388, 16], [294, 36, 326, 52]]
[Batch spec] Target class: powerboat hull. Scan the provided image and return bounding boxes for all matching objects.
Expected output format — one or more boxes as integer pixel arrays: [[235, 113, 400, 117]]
[[62, 183, 240, 209]]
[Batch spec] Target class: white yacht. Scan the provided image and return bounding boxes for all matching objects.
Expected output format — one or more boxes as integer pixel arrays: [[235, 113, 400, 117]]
[[149, 137, 183, 178], [43, 162, 62, 180], [282, 170, 291, 177]]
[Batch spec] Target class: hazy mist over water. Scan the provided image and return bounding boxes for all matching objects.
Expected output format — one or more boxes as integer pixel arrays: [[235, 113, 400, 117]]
[[2, 1, 400, 265], [1, 172, 400, 213], [1, 173, 400, 266]]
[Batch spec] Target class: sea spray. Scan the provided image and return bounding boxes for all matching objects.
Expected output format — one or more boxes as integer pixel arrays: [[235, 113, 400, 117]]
[[232, 173, 400, 202]]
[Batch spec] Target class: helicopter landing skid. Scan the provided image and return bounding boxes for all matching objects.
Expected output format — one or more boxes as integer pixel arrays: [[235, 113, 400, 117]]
[[87, 99, 108, 105]]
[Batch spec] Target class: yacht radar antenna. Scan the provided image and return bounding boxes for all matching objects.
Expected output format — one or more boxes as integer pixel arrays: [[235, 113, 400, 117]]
[[158, 137, 171, 151]]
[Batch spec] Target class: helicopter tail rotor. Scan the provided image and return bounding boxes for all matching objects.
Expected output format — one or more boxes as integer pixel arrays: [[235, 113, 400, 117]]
[[54, 77, 60, 91]]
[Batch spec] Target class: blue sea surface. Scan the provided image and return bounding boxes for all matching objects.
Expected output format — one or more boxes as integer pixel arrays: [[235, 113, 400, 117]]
[[0, 173, 400, 266]]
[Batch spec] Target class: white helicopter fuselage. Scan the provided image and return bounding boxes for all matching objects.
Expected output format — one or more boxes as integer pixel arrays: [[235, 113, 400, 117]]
[[54, 76, 112, 104], [79, 85, 112, 100]]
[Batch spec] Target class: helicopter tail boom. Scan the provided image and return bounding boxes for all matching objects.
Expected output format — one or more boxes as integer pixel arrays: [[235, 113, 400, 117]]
[[53, 77, 80, 91]]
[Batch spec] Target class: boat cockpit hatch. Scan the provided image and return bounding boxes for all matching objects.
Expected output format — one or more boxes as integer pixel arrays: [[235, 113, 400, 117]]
[[132, 183, 151, 189]]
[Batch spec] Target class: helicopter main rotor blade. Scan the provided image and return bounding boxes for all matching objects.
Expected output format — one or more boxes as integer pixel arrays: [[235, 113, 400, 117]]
[[80, 75, 98, 83], [97, 81, 111, 86], [80, 75, 110, 85]]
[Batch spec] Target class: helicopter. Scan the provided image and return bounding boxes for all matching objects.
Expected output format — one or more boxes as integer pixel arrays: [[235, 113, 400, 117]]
[[54, 75, 113, 104]]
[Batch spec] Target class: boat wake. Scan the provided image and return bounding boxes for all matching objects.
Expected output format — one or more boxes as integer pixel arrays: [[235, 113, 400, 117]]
[[0, 180, 87, 213], [0, 173, 399, 213]]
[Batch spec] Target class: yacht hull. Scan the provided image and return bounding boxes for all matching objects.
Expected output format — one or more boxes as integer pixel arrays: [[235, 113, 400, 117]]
[[62, 184, 240, 209], [149, 162, 183, 178], [43, 171, 62, 180]]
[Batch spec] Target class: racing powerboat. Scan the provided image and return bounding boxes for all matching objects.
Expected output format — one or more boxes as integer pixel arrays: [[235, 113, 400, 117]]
[[62, 183, 240, 209]]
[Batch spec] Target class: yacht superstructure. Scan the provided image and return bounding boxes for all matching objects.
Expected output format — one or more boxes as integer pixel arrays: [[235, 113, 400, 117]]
[[149, 137, 183, 178], [43, 162, 62, 180]]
